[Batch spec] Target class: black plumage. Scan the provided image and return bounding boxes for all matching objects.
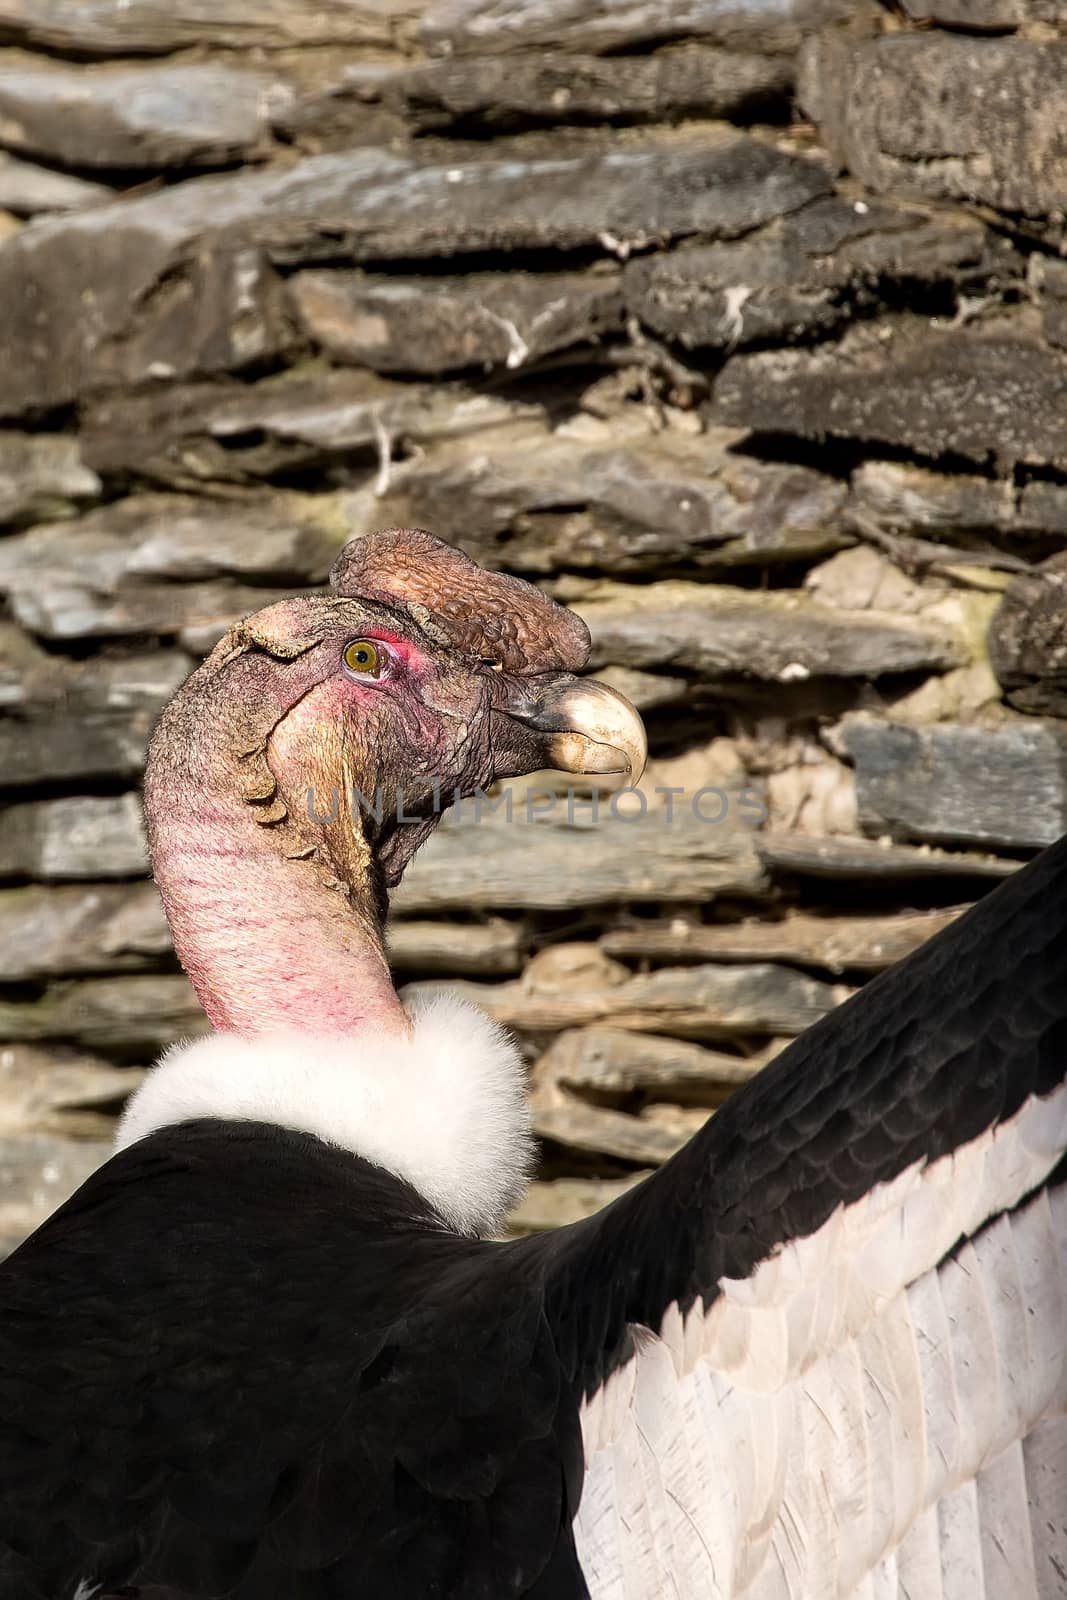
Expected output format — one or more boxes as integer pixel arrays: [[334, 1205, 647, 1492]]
[[2, 834, 1067, 1598]]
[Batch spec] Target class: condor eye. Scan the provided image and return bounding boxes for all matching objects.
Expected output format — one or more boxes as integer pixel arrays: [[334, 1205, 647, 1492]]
[[342, 639, 383, 677]]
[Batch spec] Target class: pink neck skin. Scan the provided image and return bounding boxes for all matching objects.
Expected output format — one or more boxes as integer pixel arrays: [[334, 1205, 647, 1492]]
[[152, 791, 409, 1040]]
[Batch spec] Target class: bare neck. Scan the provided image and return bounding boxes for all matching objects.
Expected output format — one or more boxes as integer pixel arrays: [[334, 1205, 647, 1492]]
[[149, 781, 408, 1040]]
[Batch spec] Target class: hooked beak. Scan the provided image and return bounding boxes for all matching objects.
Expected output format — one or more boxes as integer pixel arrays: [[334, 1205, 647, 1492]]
[[504, 677, 647, 784]]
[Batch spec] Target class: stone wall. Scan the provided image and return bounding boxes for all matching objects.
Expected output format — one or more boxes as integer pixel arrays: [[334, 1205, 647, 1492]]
[[3, 0, 1067, 1248]]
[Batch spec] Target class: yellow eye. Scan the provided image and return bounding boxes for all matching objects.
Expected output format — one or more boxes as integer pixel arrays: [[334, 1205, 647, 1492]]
[[343, 639, 382, 676]]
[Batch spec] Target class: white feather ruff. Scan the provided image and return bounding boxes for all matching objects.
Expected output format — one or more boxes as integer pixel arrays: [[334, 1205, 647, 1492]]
[[115, 992, 532, 1237]]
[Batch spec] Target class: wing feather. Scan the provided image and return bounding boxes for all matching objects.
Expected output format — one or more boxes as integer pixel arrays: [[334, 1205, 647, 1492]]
[[539, 841, 1067, 1597], [1022, 1414, 1067, 1600]]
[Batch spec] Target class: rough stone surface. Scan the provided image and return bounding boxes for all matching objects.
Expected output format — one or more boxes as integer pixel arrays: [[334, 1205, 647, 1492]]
[[532, 1090, 707, 1165], [0, 1, 421, 55], [756, 832, 1018, 883], [371, 427, 850, 576], [850, 461, 1021, 537], [535, 1025, 769, 1096], [591, 665, 689, 712], [0, 635, 191, 714], [289, 267, 624, 375], [364, 45, 793, 133], [0, 231, 292, 416], [0, 633, 190, 784], [835, 713, 1067, 850], [716, 317, 1067, 472], [385, 917, 524, 975], [0, 884, 170, 981], [0, 131, 829, 417], [578, 578, 961, 679], [989, 553, 1067, 716], [600, 907, 964, 974], [0, 432, 100, 528], [408, 944, 847, 1039], [0, 1044, 141, 1136], [901, 0, 1040, 22], [800, 34, 1067, 218], [420, 0, 859, 57], [397, 806, 767, 912], [0, 796, 148, 881], [0, 149, 111, 215], [80, 371, 542, 487], [0, 975, 207, 1053], [0, 493, 346, 586], [624, 198, 998, 351], [0, 59, 277, 171], [0, 495, 351, 639]]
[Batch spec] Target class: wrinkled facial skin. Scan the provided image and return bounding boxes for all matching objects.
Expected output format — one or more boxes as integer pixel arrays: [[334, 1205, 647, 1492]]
[[265, 618, 520, 863], [258, 603, 641, 888], [150, 531, 645, 897]]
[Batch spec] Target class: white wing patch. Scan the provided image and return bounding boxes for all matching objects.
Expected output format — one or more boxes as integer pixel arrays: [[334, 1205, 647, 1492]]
[[576, 1082, 1067, 1598]]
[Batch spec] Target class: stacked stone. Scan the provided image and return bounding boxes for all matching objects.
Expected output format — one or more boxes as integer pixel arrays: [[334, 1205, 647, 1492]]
[[2, 0, 1066, 1246]]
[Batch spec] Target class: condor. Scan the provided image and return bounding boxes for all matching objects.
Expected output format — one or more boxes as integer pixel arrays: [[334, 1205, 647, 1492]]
[[1, 530, 1064, 1600]]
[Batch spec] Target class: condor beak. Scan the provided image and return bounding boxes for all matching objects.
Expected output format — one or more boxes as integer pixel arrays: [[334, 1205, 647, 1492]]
[[504, 677, 647, 784]]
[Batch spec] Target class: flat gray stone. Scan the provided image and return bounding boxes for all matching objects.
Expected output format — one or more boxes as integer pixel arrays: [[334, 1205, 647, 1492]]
[[370, 426, 848, 575], [80, 370, 542, 486], [420, 0, 858, 57], [1018, 482, 1067, 538], [851, 460, 1067, 552], [0, 431, 100, 528], [0, 492, 346, 584], [385, 917, 524, 976], [578, 577, 961, 678], [407, 949, 845, 1039], [0, 704, 151, 787], [0, 149, 111, 215], [757, 831, 1018, 883], [0, 131, 829, 417], [0, 796, 148, 881], [396, 804, 767, 913], [0, 0, 420, 55], [535, 1025, 769, 1095], [0, 630, 189, 784], [851, 461, 1020, 536], [800, 34, 1067, 218], [2, 235, 290, 415], [0, 975, 207, 1052], [989, 552, 1067, 715], [835, 712, 1067, 850], [0, 633, 190, 713], [360, 44, 792, 133], [4, 575, 316, 643], [902, 0, 1028, 21], [625, 197, 996, 350], [715, 317, 1067, 472], [0, 493, 349, 638], [0, 1044, 141, 1136], [289, 266, 624, 375], [0, 884, 170, 981], [0, 58, 277, 171], [532, 1091, 704, 1166], [600, 907, 964, 974], [1030, 257, 1067, 352]]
